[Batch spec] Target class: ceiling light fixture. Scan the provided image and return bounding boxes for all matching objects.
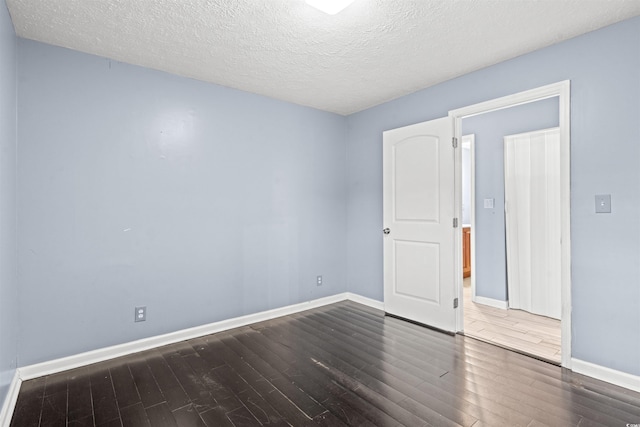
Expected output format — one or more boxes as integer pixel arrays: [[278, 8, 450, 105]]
[[305, 0, 356, 15]]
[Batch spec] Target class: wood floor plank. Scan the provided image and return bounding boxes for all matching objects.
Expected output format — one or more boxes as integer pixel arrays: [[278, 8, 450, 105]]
[[171, 403, 207, 427], [335, 387, 405, 427], [529, 378, 640, 423], [300, 312, 479, 426], [274, 313, 482, 427], [145, 403, 178, 427], [338, 304, 560, 385], [318, 396, 377, 427], [209, 363, 252, 396], [312, 409, 350, 426], [215, 336, 317, 426], [145, 352, 191, 411], [329, 303, 564, 395], [208, 360, 288, 426], [224, 333, 328, 419], [198, 406, 235, 427], [163, 351, 213, 405], [10, 376, 45, 427], [39, 390, 67, 427], [95, 418, 122, 427], [340, 307, 560, 380], [89, 368, 120, 426], [43, 372, 68, 397], [290, 308, 576, 427], [110, 364, 141, 409], [120, 402, 151, 427], [261, 317, 433, 426], [127, 360, 164, 409], [197, 395, 242, 427], [67, 415, 95, 427], [234, 328, 391, 426], [224, 405, 262, 427], [67, 367, 93, 423], [235, 328, 352, 400], [189, 337, 226, 368]]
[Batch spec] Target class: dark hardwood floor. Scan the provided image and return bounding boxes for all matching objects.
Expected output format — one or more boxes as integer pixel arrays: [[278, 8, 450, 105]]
[[9, 301, 640, 426]]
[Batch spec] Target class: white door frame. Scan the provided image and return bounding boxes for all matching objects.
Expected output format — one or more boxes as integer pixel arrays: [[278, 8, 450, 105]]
[[460, 135, 478, 303], [449, 80, 572, 368]]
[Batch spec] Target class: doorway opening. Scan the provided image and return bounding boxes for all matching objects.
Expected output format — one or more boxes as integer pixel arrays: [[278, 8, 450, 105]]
[[451, 81, 571, 368]]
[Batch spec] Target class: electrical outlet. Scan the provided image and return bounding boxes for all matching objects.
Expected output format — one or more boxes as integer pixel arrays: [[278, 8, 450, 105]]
[[317, 275, 323, 286], [135, 306, 146, 322]]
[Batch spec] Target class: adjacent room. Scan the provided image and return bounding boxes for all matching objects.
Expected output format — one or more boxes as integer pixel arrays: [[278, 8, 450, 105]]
[[1, 0, 639, 426], [461, 97, 563, 364]]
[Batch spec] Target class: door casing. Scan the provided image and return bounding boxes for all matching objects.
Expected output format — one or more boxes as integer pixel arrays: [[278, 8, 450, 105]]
[[449, 81, 572, 368]]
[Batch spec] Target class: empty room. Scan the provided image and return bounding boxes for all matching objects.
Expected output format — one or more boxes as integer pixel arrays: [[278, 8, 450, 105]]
[[1, 0, 639, 426]]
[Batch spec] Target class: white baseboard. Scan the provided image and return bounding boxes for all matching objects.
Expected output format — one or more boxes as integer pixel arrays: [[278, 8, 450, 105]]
[[19, 292, 349, 381], [571, 358, 640, 393], [345, 292, 384, 311], [0, 370, 22, 427], [472, 295, 508, 310]]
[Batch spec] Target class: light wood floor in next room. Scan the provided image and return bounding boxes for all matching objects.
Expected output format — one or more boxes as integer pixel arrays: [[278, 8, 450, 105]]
[[463, 278, 562, 364]]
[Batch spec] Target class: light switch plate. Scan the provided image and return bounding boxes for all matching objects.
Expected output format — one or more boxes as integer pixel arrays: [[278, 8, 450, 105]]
[[483, 198, 495, 209], [595, 194, 611, 213]]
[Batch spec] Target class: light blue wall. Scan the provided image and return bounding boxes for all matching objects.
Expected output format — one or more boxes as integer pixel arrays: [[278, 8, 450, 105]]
[[17, 39, 347, 366], [0, 0, 17, 408], [463, 98, 559, 301], [346, 17, 640, 376]]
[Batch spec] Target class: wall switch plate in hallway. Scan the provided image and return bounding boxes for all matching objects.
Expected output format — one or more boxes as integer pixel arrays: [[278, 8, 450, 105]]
[[595, 194, 611, 213], [135, 306, 146, 322], [483, 198, 495, 209]]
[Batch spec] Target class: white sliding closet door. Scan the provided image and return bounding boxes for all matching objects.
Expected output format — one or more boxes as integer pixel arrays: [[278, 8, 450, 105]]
[[504, 128, 561, 320]]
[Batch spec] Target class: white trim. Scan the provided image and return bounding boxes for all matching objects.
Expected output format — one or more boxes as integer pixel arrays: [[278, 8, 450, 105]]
[[346, 292, 384, 311], [19, 293, 349, 380], [473, 295, 508, 310], [450, 81, 566, 119], [449, 80, 572, 369], [558, 81, 572, 369], [0, 371, 21, 427], [572, 359, 640, 393]]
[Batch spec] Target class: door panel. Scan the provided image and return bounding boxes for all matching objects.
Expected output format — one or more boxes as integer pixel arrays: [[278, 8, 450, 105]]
[[394, 240, 440, 302], [394, 137, 440, 222], [383, 117, 455, 331], [505, 128, 561, 319]]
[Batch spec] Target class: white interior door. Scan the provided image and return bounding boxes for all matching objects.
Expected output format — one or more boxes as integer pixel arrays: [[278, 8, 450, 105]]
[[504, 128, 561, 319], [383, 117, 456, 332]]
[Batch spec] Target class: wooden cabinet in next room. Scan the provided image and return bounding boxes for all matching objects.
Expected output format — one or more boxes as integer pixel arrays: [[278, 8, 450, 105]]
[[463, 226, 471, 278]]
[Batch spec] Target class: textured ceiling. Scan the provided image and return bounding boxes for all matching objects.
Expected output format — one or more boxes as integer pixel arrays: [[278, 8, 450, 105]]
[[6, 0, 640, 115]]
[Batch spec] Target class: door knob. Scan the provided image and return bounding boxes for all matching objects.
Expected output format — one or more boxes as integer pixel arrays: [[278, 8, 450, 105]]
[[383, 228, 390, 235]]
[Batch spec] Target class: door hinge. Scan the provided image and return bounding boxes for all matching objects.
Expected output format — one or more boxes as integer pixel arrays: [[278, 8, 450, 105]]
[[453, 298, 459, 309], [452, 137, 458, 148], [453, 218, 458, 228]]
